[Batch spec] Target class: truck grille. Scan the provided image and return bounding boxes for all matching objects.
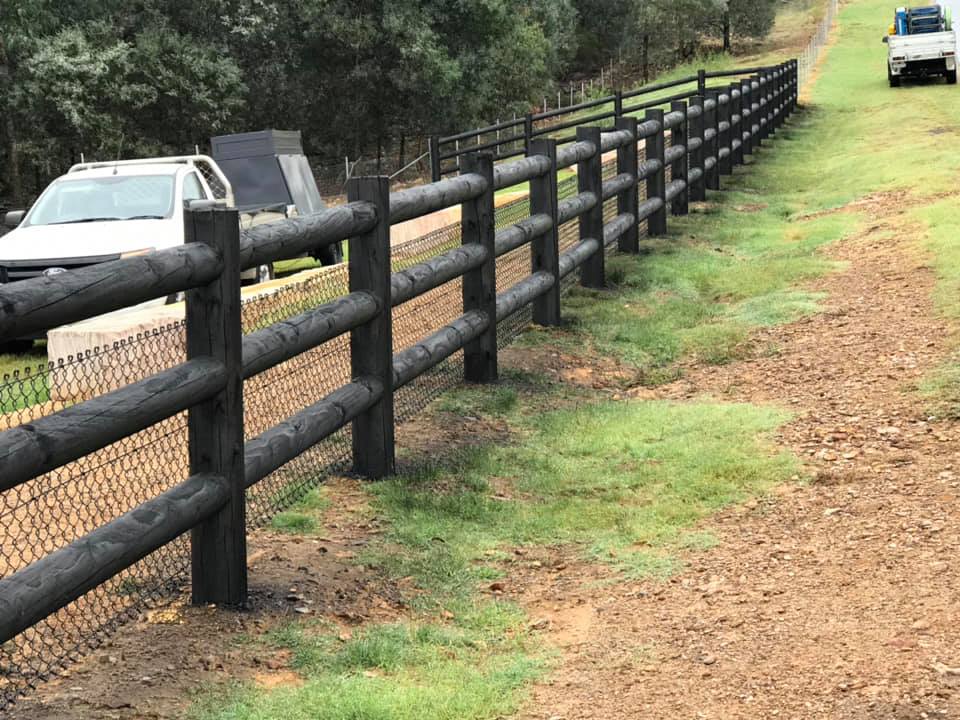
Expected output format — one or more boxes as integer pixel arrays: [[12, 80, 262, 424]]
[[0, 254, 120, 283]]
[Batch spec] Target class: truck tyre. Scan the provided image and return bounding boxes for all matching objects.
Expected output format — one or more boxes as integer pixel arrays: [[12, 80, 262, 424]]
[[0, 339, 34, 354], [948, 69, 957, 84], [889, 67, 901, 87], [311, 241, 344, 266]]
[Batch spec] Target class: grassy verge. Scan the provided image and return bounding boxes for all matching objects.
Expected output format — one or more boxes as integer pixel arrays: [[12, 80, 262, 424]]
[[193, 3, 903, 718], [192, 374, 797, 720], [777, 0, 960, 414], [541, 199, 847, 382]]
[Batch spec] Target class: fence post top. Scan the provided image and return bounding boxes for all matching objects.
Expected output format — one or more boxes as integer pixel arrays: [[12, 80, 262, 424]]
[[529, 137, 558, 153], [644, 107, 664, 119], [576, 125, 602, 141], [615, 115, 638, 131], [462, 151, 494, 174]]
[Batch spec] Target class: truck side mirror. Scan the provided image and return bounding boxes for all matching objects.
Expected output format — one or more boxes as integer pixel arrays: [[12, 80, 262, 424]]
[[3, 211, 25, 229], [882, 35, 889, 43]]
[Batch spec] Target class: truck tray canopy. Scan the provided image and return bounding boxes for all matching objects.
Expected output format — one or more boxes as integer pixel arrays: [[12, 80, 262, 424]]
[[211, 129, 326, 215]]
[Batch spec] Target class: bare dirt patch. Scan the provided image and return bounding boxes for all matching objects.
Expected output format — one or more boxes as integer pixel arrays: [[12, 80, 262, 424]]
[[511, 202, 960, 717]]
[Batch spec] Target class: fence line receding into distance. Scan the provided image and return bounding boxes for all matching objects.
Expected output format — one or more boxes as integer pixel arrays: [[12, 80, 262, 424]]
[[0, 59, 799, 709]]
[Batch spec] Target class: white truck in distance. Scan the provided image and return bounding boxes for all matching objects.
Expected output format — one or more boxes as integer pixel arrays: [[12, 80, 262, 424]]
[[885, 5, 957, 86]]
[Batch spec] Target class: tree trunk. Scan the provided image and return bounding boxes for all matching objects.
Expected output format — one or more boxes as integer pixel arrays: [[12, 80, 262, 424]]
[[723, 10, 731, 52], [642, 34, 650, 84], [4, 114, 23, 207], [0, 41, 23, 207]]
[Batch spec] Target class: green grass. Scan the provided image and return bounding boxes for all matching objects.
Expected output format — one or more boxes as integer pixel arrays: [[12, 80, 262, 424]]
[[270, 489, 332, 535], [0, 345, 50, 413], [536, 205, 848, 380], [192, 608, 542, 720], [193, 390, 797, 720], [371, 399, 796, 593]]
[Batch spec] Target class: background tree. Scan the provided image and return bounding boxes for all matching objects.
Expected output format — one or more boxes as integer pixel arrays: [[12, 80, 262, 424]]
[[0, 0, 782, 207]]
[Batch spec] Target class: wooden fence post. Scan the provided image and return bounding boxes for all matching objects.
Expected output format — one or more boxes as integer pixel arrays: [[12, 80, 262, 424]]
[[772, 66, 781, 130], [763, 70, 774, 139], [792, 58, 799, 111], [529, 138, 562, 325], [577, 126, 605, 288], [704, 92, 720, 191], [698, 68, 707, 95], [751, 75, 763, 148], [524, 114, 534, 154], [429, 136, 442, 182], [729, 83, 743, 167], [347, 176, 395, 478], [741, 79, 754, 156], [185, 202, 246, 607], [717, 88, 732, 176], [670, 101, 689, 216], [688, 95, 706, 202], [615, 116, 639, 252], [645, 109, 668, 235], [461, 152, 498, 382]]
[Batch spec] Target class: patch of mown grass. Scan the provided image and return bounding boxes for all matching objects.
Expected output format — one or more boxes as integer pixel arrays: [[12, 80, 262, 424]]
[[195, 390, 796, 720], [551, 205, 847, 380], [270, 489, 331, 535], [191, 582, 542, 720], [370, 398, 796, 593], [435, 385, 518, 417]]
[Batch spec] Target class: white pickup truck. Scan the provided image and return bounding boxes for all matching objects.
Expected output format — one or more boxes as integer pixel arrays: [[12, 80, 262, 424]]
[[0, 130, 340, 288], [0, 156, 282, 285], [885, 6, 957, 86]]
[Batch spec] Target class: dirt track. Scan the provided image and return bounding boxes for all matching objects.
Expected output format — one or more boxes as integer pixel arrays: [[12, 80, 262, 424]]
[[511, 194, 960, 719]]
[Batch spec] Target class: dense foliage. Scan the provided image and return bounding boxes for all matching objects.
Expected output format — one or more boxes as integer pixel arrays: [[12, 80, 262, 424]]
[[0, 0, 778, 205]]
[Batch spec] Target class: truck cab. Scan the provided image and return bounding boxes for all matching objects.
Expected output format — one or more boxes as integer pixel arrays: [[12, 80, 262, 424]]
[[0, 160, 221, 283], [885, 5, 957, 85]]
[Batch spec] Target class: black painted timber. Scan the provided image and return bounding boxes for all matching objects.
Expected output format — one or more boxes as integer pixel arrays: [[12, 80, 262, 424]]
[[185, 204, 247, 607], [461, 153, 498, 383], [347, 177, 395, 478], [577, 126, 605, 288], [529, 138, 561, 326]]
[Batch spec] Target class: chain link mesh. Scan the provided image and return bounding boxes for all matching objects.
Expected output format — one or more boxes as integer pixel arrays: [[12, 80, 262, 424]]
[[799, 0, 838, 88]]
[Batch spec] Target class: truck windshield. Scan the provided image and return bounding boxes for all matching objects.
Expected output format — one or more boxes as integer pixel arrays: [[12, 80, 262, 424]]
[[25, 175, 175, 226]]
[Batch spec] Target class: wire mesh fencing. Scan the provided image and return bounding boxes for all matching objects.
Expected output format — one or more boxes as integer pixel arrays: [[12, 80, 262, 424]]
[[0, 180, 580, 708], [799, 0, 839, 87]]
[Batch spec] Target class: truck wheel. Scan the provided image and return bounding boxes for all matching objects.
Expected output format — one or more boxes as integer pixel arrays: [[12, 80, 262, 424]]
[[0, 339, 34, 355], [311, 242, 344, 267], [948, 70, 957, 84], [889, 67, 901, 87]]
